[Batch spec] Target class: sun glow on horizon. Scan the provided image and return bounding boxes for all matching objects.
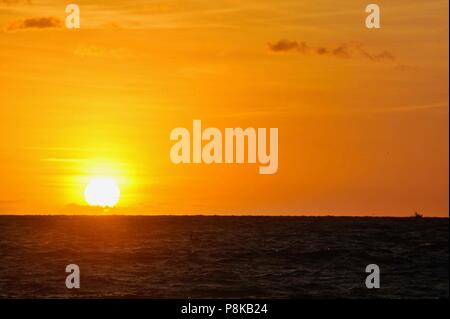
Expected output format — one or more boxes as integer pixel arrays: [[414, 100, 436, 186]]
[[84, 177, 121, 208]]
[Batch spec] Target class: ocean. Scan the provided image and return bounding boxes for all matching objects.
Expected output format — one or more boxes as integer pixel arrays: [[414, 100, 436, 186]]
[[0, 216, 448, 298]]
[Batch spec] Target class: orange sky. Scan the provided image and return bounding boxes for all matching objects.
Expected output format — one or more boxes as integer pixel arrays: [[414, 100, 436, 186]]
[[0, 0, 448, 216]]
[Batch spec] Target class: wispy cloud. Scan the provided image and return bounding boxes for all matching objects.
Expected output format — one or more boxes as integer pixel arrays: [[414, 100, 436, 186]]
[[354, 44, 395, 62], [268, 40, 395, 62], [42, 158, 88, 163], [371, 101, 448, 113], [0, 199, 22, 211], [0, 0, 31, 4], [5, 16, 62, 31], [73, 45, 134, 59]]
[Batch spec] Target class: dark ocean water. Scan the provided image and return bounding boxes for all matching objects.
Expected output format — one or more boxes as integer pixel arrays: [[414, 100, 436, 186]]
[[0, 216, 448, 298]]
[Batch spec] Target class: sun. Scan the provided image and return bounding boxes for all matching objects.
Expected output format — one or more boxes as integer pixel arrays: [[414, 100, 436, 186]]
[[84, 177, 120, 207]]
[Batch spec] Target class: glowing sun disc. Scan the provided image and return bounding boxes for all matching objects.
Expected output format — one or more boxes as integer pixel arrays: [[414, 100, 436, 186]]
[[84, 177, 120, 207]]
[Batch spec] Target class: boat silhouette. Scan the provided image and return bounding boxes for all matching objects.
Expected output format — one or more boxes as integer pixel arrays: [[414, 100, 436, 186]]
[[413, 212, 424, 219]]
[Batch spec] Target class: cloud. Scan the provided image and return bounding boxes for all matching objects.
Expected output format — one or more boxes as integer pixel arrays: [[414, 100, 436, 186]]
[[0, 200, 19, 204], [1, 0, 31, 4], [354, 44, 395, 62], [267, 39, 302, 52], [267, 40, 395, 62], [371, 101, 448, 113], [331, 45, 351, 58], [0, 199, 21, 211], [42, 158, 88, 163], [73, 45, 134, 59], [6, 16, 62, 31]]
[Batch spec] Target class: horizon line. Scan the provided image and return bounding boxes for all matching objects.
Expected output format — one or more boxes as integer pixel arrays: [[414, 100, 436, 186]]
[[0, 213, 448, 218]]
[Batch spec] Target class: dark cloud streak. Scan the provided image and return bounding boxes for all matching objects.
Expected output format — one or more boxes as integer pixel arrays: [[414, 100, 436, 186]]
[[268, 39, 395, 62], [6, 16, 62, 31]]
